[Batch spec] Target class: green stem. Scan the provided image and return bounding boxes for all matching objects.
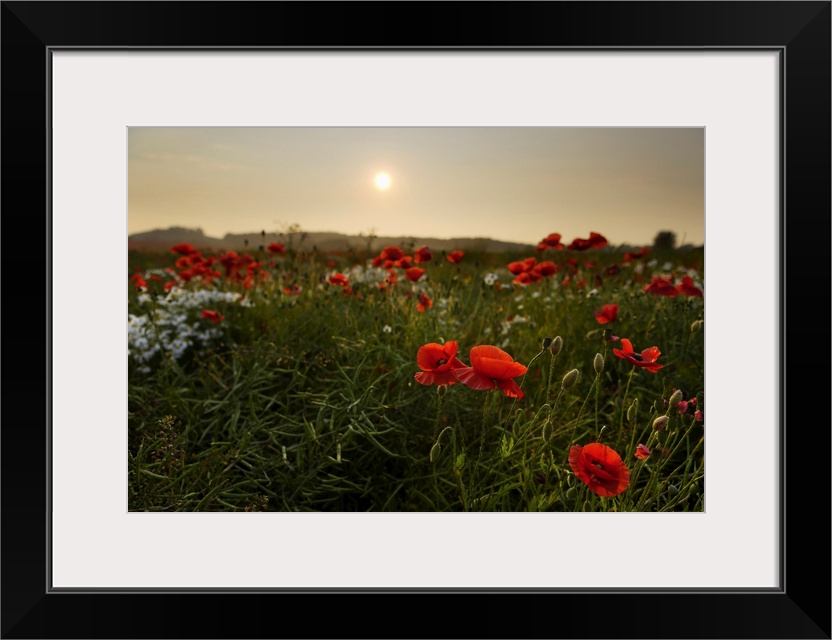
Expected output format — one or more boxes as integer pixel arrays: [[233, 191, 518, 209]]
[[566, 376, 596, 448]]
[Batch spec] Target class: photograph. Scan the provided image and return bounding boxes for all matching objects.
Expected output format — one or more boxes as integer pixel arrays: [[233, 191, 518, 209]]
[[3, 0, 829, 637], [127, 126, 705, 513]]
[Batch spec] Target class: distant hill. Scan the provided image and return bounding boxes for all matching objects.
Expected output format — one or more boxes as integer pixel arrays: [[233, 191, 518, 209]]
[[128, 227, 538, 254]]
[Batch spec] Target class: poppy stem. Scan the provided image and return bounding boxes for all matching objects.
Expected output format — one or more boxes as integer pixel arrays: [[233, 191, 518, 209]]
[[546, 351, 557, 401], [433, 391, 444, 442], [617, 368, 637, 449], [566, 376, 596, 448], [594, 370, 601, 434], [474, 390, 494, 495]]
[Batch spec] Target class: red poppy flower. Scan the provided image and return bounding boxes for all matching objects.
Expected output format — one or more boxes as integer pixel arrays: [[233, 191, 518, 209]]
[[405, 267, 425, 282], [532, 261, 558, 277], [130, 273, 147, 290], [266, 242, 286, 255], [507, 261, 528, 275], [395, 256, 414, 269], [453, 345, 528, 399], [171, 243, 195, 255], [201, 309, 225, 323], [414, 341, 465, 386], [594, 304, 619, 324], [327, 273, 350, 287], [446, 250, 464, 264], [605, 264, 620, 276], [414, 246, 433, 263], [513, 272, 533, 285], [675, 276, 703, 298], [613, 338, 664, 373], [380, 246, 404, 261], [416, 292, 433, 313], [634, 444, 651, 460], [536, 233, 564, 251], [568, 442, 630, 497], [587, 232, 608, 249], [643, 276, 678, 297]]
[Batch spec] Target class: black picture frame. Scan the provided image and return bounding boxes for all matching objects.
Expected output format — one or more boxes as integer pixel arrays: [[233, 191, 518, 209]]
[[2, 2, 829, 638]]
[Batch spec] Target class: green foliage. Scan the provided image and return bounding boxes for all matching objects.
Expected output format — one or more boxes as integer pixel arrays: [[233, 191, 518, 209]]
[[128, 245, 704, 512]]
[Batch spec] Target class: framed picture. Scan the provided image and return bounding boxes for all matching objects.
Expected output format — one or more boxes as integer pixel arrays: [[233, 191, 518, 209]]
[[3, 2, 829, 638]]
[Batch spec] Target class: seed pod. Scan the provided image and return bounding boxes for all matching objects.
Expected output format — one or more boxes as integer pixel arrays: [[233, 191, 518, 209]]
[[668, 389, 683, 409], [593, 353, 604, 375], [549, 335, 563, 357], [653, 415, 669, 431], [627, 399, 638, 423], [429, 443, 441, 463], [561, 368, 580, 390]]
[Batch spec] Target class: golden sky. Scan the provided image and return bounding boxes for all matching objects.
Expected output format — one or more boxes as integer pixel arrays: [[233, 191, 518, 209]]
[[128, 127, 704, 247]]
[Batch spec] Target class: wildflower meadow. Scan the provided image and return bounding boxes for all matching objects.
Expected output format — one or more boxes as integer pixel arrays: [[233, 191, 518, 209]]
[[128, 230, 704, 512]]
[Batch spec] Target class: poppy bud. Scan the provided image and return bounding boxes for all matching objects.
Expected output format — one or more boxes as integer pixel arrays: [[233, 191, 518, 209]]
[[652, 415, 669, 431], [593, 353, 604, 375], [627, 399, 638, 423], [654, 399, 665, 412], [690, 319, 703, 334], [561, 368, 580, 390], [566, 487, 577, 500], [436, 385, 447, 397], [549, 336, 563, 357], [429, 443, 441, 463], [542, 337, 553, 349], [668, 389, 683, 409]]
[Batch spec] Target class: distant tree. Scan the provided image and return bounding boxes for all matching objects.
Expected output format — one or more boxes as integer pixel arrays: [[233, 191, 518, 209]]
[[653, 230, 677, 250]]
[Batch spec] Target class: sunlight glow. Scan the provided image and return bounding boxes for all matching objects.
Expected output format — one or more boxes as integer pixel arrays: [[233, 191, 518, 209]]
[[374, 172, 392, 190]]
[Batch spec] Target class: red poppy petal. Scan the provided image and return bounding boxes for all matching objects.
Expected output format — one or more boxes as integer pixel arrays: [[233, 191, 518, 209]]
[[414, 371, 437, 386], [443, 341, 459, 359], [495, 378, 524, 399], [619, 339, 634, 354], [641, 347, 661, 362], [439, 356, 466, 372], [475, 357, 528, 381], [416, 343, 446, 371], [453, 366, 496, 390]]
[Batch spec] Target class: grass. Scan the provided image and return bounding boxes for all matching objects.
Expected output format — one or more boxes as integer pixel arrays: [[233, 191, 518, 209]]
[[128, 242, 704, 512]]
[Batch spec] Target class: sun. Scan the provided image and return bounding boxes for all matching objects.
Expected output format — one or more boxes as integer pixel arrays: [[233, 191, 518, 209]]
[[374, 172, 392, 190]]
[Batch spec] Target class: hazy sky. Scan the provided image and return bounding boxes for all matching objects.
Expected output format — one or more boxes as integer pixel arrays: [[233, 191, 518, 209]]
[[128, 127, 704, 247]]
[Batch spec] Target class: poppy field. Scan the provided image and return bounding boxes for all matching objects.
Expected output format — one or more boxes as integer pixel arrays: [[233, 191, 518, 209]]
[[128, 230, 704, 512]]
